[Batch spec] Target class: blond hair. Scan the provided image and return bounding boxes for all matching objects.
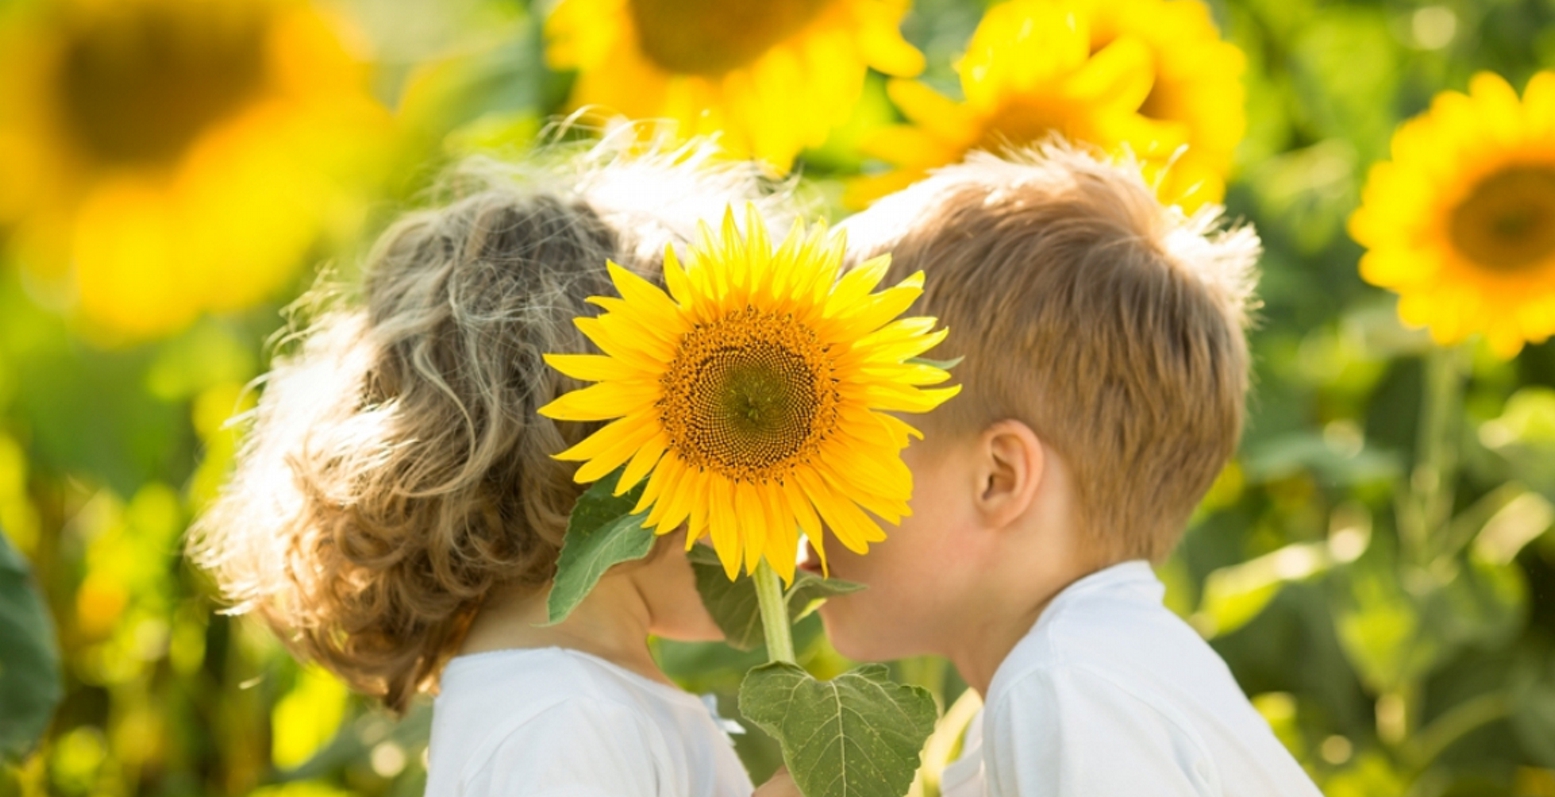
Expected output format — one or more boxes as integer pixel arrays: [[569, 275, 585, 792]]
[[845, 142, 1259, 563], [189, 137, 794, 711]]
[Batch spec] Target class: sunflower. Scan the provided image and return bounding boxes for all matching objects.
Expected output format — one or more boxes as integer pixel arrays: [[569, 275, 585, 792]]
[[544, 0, 924, 170], [847, 0, 1244, 211], [1350, 72, 1555, 357], [539, 207, 958, 582], [0, 0, 389, 340]]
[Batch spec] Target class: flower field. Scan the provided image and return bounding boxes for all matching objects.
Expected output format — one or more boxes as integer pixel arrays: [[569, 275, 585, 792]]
[[1, 0, 1555, 795]]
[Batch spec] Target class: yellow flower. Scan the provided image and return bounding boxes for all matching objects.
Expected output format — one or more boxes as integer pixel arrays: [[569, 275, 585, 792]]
[[540, 207, 958, 582], [848, 0, 1245, 211], [544, 0, 924, 170], [0, 0, 390, 341], [1350, 72, 1555, 357]]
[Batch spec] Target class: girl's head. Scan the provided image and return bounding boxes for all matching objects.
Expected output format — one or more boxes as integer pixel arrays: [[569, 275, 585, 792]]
[[191, 137, 792, 711]]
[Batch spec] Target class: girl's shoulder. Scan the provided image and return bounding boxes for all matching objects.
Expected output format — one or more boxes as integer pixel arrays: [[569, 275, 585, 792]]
[[438, 647, 706, 712], [429, 649, 667, 796], [426, 648, 750, 797]]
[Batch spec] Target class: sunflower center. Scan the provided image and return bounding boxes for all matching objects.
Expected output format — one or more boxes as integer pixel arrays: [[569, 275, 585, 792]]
[[1449, 165, 1555, 271], [628, 0, 830, 76], [660, 307, 839, 482], [56, 3, 269, 166]]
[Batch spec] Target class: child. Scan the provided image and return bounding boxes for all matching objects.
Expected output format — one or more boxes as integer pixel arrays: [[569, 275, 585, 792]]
[[812, 143, 1323, 796], [190, 138, 795, 796]]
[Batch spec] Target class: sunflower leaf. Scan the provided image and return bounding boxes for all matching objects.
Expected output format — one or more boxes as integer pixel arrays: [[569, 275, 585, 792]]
[[739, 662, 938, 797], [0, 530, 62, 763], [546, 473, 653, 625], [688, 546, 863, 651], [907, 355, 963, 370]]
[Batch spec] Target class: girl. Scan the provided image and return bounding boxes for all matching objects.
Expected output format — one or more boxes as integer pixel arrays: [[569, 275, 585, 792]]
[[190, 137, 796, 795]]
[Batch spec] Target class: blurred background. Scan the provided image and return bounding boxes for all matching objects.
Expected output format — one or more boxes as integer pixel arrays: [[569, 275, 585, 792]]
[[1, 0, 1554, 795]]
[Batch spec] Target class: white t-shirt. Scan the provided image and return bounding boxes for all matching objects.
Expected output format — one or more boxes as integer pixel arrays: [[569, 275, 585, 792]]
[[426, 647, 753, 797], [940, 561, 1322, 797]]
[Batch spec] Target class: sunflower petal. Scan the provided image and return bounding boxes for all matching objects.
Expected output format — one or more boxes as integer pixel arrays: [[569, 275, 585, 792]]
[[538, 380, 659, 421], [708, 476, 742, 580], [544, 353, 650, 382], [555, 411, 655, 461], [616, 432, 669, 494]]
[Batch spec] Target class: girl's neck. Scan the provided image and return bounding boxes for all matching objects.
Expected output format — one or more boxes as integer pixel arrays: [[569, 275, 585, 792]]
[[459, 571, 671, 686]]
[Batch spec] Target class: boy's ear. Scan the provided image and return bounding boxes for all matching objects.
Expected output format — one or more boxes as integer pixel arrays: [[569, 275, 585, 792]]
[[974, 419, 1045, 531]]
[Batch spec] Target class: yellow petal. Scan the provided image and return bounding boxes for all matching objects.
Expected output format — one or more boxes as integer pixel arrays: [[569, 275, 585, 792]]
[[616, 432, 669, 494], [708, 476, 742, 580], [607, 261, 682, 323], [734, 480, 769, 577], [1062, 35, 1156, 113], [571, 417, 662, 483], [574, 316, 667, 374], [544, 353, 651, 382], [886, 79, 981, 147], [663, 245, 695, 307], [637, 452, 682, 516], [554, 411, 656, 461], [538, 380, 659, 421]]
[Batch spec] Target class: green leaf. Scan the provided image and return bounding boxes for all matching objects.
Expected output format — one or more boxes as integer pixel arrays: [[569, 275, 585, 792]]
[[1332, 537, 1525, 693], [545, 474, 653, 625], [739, 662, 937, 797], [1332, 545, 1438, 693], [1196, 538, 1347, 638], [1482, 388, 1555, 496], [687, 546, 862, 652], [907, 355, 963, 371], [0, 531, 62, 763]]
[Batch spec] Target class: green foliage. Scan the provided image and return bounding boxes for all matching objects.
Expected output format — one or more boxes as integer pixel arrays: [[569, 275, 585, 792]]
[[0, 531, 60, 763], [1333, 539, 1525, 694], [547, 474, 653, 624], [687, 545, 862, 652], [739, 662, 938, 797]]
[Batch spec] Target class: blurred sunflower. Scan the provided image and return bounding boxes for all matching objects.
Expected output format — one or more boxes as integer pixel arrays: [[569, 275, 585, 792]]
[[540, 207, 958, 582], [0, 0, 390, 340], [1350, 72, 1555, 357], [544, 0, 924, 170], [848, 0, 1244, 211]]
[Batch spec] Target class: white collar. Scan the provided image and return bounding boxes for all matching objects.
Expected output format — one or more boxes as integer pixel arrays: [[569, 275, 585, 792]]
[[984, 560, 1164, 705], [1043, 560, 1160, 613]]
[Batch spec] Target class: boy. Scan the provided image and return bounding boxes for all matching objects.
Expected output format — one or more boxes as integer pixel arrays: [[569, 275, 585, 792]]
[[810, 144, 1321, 796]]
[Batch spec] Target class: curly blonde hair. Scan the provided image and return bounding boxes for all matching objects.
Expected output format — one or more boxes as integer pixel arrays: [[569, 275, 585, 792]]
[[190, 137, 794, 711]]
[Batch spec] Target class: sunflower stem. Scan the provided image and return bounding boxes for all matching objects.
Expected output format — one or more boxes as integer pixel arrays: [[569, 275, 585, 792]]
[[1401, 345, 1466, 563], [753, 560, 796, 665]]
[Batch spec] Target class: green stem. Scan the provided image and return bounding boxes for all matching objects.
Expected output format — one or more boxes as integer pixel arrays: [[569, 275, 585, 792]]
[[1404, 346, 1466, 563], [753, 559, 796, 665], [1403, 691, 1510, 770]]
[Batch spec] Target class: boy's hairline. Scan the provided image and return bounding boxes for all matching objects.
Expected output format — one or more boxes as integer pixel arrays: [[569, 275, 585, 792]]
[[851, 140, 1257, 568]]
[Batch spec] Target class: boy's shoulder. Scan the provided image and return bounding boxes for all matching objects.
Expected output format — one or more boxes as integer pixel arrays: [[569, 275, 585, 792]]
[[977, 561, 1322, 797], [989, 560, 1240, 729], [1001, 562, 1208, 665]]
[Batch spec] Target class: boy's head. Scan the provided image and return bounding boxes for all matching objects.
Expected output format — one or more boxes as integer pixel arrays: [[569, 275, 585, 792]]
[[814, 143, 1259, 663]]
